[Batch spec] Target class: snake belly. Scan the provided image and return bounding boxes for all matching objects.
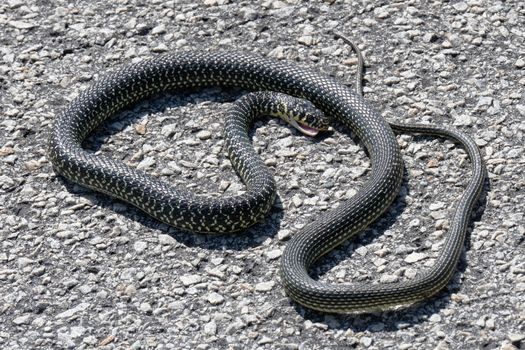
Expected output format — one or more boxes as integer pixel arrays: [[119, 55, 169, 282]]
[[48, 51, 484, 313]]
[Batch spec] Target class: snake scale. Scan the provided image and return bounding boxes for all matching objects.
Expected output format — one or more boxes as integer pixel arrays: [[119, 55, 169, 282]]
[[48, 46, 484, 312]]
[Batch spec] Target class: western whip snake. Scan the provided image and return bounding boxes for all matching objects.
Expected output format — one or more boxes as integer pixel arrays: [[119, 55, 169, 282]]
[[48, 34, 484, 312]]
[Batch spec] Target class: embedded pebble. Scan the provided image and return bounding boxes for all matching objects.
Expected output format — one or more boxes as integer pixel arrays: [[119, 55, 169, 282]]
[[298, 35, 314, 46], [133, 241, 148, 253], [255, 281, 275, 292], [206, 292, 225, 305], [180, 274, 202, 286], [203, 321, 218, 335], [196, 130, 212, 140], [140, 302, 152, 313], [9, 20, 35, 29], [453, 114, 473, 126], [265, 249, 282, 260], [56, 303, 90, 319], [277, 229, 292, 241], [405, 252, 427, 263], [360, 336, 373, 347], [158, 234, 176, 245], [379, 274, 399, 283], [429, 314, 442, 323], [151, 24, 166, 35], [12, 314, 31, 325]]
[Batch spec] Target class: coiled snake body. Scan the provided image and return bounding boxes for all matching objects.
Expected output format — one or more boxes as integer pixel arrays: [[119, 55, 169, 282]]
[[48, 50, 484, 312]]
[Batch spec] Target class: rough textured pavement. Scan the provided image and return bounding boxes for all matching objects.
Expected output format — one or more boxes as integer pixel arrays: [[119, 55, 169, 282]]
[[1, 0, 524, 349]]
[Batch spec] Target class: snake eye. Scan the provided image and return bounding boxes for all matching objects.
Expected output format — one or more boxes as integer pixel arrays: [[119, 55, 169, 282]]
[[305, 115, 314, 125]]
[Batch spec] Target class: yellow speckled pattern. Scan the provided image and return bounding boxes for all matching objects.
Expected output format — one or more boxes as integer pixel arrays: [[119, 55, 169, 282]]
[[48, 51, 484, 312]]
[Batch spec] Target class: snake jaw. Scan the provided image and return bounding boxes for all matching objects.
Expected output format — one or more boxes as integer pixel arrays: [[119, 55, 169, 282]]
[[288, 118, 320, 137]]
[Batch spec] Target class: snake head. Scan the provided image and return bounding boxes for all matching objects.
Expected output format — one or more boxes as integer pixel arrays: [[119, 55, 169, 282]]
[[275, 94, 330, 137]]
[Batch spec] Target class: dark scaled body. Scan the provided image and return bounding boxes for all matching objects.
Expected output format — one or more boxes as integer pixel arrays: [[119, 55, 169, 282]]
[[48, 51, 484, 312]]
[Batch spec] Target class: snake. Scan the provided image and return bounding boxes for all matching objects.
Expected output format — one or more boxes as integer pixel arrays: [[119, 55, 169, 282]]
[[48, 33, 485, 313]]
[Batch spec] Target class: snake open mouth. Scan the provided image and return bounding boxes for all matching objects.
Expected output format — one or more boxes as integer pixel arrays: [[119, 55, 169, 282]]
[[291, 120, 319, 136]]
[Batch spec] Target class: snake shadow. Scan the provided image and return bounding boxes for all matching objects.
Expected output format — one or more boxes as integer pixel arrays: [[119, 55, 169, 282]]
[[59, 178, 286, 252], [280, 133, 490, 332], [55, 87, 307, 251]]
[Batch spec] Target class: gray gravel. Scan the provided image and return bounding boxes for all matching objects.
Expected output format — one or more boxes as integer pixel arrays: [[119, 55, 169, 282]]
[[1, 0, 524, 349]]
